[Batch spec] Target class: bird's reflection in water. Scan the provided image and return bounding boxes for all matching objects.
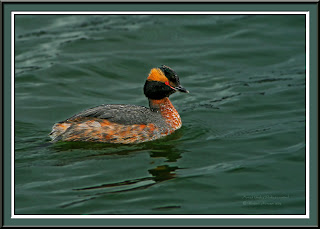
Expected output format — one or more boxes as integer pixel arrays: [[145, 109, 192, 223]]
[[56, 130, 185, 208], [74, 135, 183, 192], [148, 164, 178, 182]]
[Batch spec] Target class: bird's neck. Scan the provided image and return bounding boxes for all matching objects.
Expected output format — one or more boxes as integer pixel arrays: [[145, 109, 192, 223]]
[[148, 97, 171, 111], [148, 97, 182, 130]]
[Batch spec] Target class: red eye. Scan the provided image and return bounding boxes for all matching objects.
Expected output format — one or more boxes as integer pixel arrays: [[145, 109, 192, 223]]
[[165, 81, 176, 90]]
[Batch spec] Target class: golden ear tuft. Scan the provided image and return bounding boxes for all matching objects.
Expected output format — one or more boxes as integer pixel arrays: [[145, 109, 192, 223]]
[[146, 68, 169, 83]]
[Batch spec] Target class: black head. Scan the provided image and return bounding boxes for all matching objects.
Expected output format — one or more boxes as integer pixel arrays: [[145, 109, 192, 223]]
[[144, 65, 189, 100]]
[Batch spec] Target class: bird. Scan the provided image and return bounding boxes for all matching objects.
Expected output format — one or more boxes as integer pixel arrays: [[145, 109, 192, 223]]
[[49, 65, 189, 144]]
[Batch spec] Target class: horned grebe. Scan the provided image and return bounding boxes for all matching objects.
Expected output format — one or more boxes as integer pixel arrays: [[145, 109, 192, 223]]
[[49, 65, 189, 144]]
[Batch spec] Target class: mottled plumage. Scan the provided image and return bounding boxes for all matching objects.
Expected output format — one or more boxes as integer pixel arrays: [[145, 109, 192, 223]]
[[50, 65, 188, 144]]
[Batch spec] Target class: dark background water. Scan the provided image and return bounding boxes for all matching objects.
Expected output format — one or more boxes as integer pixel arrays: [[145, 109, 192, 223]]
[[14, 14, 306, 215]]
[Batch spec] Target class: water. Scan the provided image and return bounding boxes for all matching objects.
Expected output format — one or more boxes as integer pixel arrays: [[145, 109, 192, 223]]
[[14, 14, 306, 215]]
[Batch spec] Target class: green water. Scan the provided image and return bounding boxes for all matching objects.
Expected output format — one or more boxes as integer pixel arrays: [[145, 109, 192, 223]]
[[15, 14, 306, 215]]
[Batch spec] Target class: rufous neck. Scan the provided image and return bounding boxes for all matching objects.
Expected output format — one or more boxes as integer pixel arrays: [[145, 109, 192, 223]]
[[148, 97, 173, 112]]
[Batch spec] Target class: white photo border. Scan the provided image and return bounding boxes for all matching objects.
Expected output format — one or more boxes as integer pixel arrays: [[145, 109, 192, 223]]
[[11, 10, 310, 220]]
